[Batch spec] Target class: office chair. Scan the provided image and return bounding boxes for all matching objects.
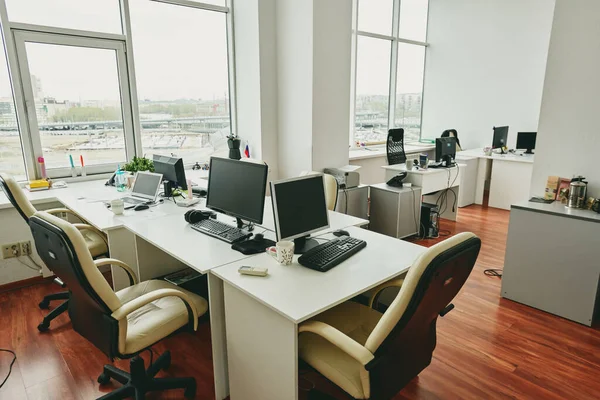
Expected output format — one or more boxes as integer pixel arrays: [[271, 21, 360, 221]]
[[29, 211, 208, 400], [0, 173, 108, 331], [299, 171, 339, 211], [298, 232, 481, 399], [386, 128, 407, 165]]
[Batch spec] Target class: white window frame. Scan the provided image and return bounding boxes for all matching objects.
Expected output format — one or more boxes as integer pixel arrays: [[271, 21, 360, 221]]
[[0, 0, 236, 179], [350, 0, 429, 145]]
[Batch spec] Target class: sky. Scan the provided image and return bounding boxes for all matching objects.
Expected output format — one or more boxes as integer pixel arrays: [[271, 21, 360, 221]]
[[0, 0, 429, 103], [1, 0, 230, 102]]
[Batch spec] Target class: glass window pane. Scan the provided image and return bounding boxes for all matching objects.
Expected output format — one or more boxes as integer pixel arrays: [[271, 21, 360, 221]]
[[358, 0, 393, 36], [0, 42, 26, 180], [394, 44, 425, 142], [130, 0, 231, 163], [354, 36, 391, 144], [188, 0, 226, 6], [24, 43, 127, 170], [399, 0, 429, 42], [5, 0, 122, 34]]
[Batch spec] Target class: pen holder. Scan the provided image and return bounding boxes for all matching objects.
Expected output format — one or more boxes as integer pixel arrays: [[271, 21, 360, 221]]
[[81, 166, 87, 177], [70, 167, 77, 178]]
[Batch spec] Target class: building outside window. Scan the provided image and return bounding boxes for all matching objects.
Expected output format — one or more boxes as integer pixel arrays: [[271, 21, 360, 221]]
[[352, 0, 429, 145]]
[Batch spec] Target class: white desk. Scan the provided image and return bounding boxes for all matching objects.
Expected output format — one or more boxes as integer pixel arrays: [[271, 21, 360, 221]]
[[456, 149, 534, 210], [211, 226, 425, 400], [382, 164, 463, 221], [349, 143, 435, 185]]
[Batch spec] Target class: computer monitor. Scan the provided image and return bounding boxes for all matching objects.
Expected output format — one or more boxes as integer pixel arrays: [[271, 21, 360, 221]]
[[492, 126, 509, 153], [435, 137, 456, 166], [153, 155, 187, 190], [516, 132, 537, 154], [206, 157, 269, 226], [270, 175, 330, 254]]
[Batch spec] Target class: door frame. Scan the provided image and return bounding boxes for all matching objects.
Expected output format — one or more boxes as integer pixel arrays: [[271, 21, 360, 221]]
[[11, 28, 136, 178]]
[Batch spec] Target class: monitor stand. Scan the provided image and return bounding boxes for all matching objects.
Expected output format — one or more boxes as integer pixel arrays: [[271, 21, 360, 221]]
[[294, 236, 320, 254], [236, 218, 254, 231], [442, 155, 455, 167]]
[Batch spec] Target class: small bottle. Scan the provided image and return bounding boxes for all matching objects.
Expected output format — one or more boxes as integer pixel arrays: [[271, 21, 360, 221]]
[[115, 169, 127, 192]]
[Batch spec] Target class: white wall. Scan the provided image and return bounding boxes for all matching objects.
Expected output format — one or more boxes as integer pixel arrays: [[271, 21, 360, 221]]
[[422, 0, 555, 150], [531, 0, 600, 197]]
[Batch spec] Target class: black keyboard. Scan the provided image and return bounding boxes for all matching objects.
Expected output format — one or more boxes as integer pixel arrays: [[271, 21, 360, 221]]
[[190, 219, 252, 244], [299, 236, 367, 272]]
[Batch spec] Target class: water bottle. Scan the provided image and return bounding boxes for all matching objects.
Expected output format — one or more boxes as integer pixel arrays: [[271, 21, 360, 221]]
[[115, 168, 127, 192]]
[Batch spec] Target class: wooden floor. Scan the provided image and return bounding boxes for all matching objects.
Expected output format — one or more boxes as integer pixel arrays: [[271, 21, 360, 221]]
[[1, 204, 599, 400]]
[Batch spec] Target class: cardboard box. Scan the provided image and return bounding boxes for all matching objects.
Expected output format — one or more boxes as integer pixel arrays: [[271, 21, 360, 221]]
[[544, 176, 560, 200]]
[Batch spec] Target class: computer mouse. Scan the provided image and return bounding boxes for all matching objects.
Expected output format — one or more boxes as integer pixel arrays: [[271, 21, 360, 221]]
[[134, 204, 150, 211], [254, 233, 264, 241], [333, 229, 349, 237]]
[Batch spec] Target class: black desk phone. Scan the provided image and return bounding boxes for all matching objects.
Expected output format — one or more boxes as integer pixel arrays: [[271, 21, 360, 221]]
[[387, 172, 408, 188]]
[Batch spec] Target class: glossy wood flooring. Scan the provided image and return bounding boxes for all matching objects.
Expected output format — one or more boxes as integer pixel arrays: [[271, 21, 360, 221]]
[[1, 204, 599, 400]]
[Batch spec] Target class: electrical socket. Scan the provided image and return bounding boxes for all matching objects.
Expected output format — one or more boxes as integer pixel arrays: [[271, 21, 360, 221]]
[[2, 243, 21, 259], [20, 241, 32, 256]]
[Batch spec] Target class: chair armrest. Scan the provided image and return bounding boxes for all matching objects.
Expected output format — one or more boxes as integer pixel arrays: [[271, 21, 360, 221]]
[[72, 223, 108, 247], [299, 321, 374, 365], [111, 288, 199, 331], [94, 258, 138, 286], [368, 278, 405, 308], [46, 208, 84, 222]]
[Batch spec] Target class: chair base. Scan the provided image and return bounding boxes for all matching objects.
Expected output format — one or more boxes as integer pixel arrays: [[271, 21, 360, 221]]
[[38, 291, 70, 332], [97, 351, 196, 400]]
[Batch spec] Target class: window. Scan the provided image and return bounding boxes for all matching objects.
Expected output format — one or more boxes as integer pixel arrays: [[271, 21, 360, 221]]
[[5, 0, 123, 34], [130, 0, 231, 163], [0, 0, 233, 179], [0, 37, 26, 180], [352, 0, 429, 144]]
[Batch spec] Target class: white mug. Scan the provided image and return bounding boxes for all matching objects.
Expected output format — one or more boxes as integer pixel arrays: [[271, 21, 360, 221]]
[[110, 199, 125, 215], [266, 240, 295, 266]]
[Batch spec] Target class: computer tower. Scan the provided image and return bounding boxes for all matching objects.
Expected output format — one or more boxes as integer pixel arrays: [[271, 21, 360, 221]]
[[420, 202, 439, 239]]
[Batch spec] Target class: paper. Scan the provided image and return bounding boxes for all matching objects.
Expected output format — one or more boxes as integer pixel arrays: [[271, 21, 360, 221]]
[[336, 165, 361, 172]]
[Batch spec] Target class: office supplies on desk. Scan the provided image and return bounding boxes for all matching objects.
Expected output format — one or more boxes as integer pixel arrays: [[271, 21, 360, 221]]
[[121, 171, 163, 205], [68, 154, 76, 177], [192, 187, 207, 197], [270, 174, 330, 254], [333, 229, 349, 237], [386, 172, 407, 188], [134, 204, 149, 211], [37, 157, 47, 179], [238, 266, 268, 277], [324, 166, 360, 189], [26, 179, 50, 192], [190, 218, 252, 243], [266, 240, 295, 265], [177, 198, 200, 207], [419, 154, 428, 168], [298, 236, 367, 272], [80, 155, 86, 177]]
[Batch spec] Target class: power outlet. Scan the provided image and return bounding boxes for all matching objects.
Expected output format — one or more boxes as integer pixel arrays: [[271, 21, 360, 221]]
[[21, 241, 32, 256], [2, 243, 21, 259]]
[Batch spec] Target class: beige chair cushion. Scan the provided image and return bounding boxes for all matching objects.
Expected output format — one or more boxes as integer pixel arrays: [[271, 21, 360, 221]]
[[78, 227, 108, 258], [0, 173, 36, 218], [116, 280, 208, 355], [299, 301, 383, 399]]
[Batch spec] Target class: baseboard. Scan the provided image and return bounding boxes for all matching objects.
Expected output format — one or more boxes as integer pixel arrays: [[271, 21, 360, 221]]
[[0, 275, 54, 293]]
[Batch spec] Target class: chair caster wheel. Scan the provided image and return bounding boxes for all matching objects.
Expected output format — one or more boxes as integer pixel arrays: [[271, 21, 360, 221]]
[[39, 300, 50, 309], [184, 383, 196, 399], [37, 322, 49, 332], [97, 373, 111, 385]]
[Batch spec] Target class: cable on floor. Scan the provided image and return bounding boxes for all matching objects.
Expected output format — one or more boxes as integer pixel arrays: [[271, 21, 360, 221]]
[[484, 269, 503, 278], [0, 349, 17, 389]]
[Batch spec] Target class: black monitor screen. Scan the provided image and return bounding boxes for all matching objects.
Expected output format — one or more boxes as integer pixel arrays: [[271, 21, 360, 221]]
[[206, 157, 269, 224], [435, 137, 456, 162], [271, 175, 329, 241], [153, 155, 187, 190], [516, 132, 537, 151], [492, 126, 509, 149]]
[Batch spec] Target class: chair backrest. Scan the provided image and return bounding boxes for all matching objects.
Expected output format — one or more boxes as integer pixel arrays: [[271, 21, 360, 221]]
[[29, 211, 122, 357], [0, 173, 36, 222], [386, 128, 407, 165], [298, 171, 339, 211], [365, 232, 481, 398]]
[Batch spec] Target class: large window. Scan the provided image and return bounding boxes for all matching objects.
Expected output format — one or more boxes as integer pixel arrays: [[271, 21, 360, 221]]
[[353, 0, 429, 144], [130, 0, 231, 162], [0, 0, 233, 179]]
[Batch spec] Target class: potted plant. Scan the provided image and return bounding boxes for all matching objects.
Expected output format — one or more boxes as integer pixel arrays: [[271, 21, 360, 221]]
[[123, 156, 155, 173]]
